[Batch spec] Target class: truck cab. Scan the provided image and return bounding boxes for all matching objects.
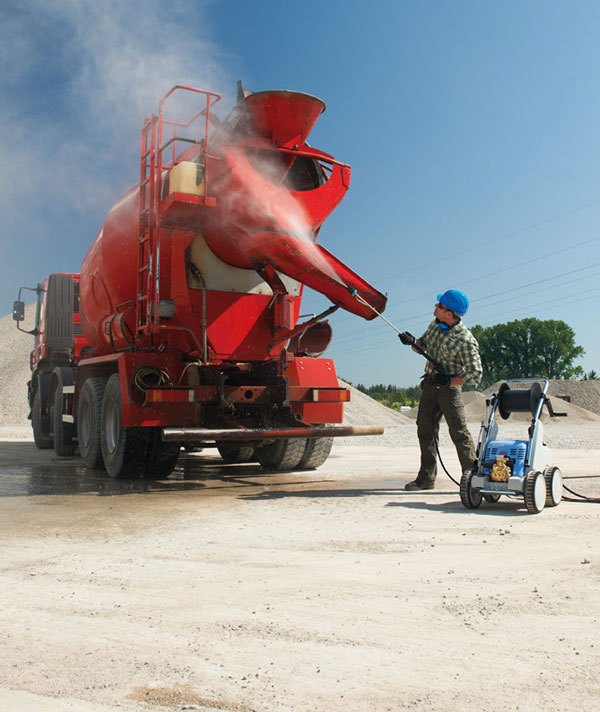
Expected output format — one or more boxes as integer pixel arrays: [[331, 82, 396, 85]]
[[13, 273, 88, 450]]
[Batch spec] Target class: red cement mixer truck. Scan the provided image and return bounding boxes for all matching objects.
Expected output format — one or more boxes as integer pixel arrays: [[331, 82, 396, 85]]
[[13, 83, 387, 479]]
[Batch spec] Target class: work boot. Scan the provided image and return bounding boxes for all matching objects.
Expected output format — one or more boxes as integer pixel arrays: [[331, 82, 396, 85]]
[[404, 479, 435, 491]]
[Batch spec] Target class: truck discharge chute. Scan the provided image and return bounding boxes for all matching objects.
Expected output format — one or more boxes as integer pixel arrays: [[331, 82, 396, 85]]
[[14, 83, 387, 479]]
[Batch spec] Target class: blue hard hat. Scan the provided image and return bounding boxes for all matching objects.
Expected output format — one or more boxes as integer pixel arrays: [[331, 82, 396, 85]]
[[437, 289, 470, 316]]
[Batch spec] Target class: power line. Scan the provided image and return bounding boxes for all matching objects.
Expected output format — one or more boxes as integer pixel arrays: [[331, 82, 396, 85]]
[[303, 195, 600, 320], [374, 197, 600, 284], [329, 261, 600, 347], [330, 285, 600, 358], [318, 233, 600, 332], [471, 263, 600, 305], [306, 198, 600, 382], [470, 286, 600, 327]]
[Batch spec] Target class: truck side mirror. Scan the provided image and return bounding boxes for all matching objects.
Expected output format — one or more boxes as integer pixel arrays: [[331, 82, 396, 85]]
[[12, 300, 25, 322]]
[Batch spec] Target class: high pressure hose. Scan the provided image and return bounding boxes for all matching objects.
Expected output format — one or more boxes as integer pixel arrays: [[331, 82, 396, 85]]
[[435, 440, 461, 487], [562, 485, 600, 503]]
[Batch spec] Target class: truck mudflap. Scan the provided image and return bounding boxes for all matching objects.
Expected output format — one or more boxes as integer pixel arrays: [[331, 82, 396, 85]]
[[161, 424, 383, 442]]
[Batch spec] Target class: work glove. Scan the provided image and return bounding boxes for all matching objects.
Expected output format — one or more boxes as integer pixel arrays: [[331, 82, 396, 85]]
[[399, 331, 416, 346]]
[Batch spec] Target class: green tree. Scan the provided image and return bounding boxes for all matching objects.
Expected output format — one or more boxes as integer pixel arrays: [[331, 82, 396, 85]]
[[582, 370, 598, 380], [471, 318, 584, 389], [355, 383, 420, 408]]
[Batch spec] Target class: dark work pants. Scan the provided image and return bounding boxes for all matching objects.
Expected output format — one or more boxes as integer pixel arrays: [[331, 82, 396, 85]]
[[416, 382, 476, 485]]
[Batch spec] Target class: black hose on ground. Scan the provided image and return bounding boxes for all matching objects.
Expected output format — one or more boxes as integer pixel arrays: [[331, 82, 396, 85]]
[[435, 440, 461, 487], [562, 483, 600, 503]]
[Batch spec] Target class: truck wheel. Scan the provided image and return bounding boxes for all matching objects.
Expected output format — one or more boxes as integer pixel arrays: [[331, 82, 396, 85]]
[[298, 437, 334, 470], [77, 377, 106, 470], [52, 370, 76, 456], [144, 430, 181, 479], [257, 438, 306, 472], [101, 374, 150, 479], [217, 443, 255, 463], [32, 387, 52, 449]]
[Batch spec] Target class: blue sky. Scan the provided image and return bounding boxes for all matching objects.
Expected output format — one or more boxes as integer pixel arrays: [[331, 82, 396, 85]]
[[2, 0, 600, 386]]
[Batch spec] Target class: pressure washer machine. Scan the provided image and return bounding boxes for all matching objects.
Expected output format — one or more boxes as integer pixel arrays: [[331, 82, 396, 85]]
[[460, 378, 567, 514]]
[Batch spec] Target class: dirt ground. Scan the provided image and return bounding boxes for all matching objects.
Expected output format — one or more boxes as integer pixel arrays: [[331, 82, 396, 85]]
[[0, 439, 599, 712]]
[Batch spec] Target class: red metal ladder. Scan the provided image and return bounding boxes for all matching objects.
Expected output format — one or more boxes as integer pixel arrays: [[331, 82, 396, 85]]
[[137, 114, 158, 340], [137, 86, 221, 346]]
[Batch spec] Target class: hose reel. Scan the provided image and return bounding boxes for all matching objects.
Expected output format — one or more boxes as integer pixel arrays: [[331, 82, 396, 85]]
[[497, 382, 544, 420], [496, 381, 566, 420]]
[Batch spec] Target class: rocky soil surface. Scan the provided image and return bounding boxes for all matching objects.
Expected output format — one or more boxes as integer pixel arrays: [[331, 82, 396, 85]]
[[0, 441, 599, 712]]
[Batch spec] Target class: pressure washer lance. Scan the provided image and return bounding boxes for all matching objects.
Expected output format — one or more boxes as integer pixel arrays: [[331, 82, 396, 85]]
[[350, 289, 461, 487], [350, 290, 451, 385]]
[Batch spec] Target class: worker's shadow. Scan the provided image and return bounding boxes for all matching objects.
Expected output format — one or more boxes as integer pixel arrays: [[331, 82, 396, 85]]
[[241, 488, 457, 508], [387, 499, 529, 516], [386, 498, 465, 512], [242, 488, 527, 515], [240, 487, 388, 501]]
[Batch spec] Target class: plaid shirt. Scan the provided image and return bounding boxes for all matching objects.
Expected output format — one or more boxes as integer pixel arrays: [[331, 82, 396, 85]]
[[418, 320, 483, 386]]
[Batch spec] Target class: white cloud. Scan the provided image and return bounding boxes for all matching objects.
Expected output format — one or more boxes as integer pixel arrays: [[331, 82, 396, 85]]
[[0, 0, 233, 216]]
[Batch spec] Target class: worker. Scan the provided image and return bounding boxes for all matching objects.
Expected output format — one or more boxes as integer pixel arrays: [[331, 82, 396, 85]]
[[399, 289, 483, 491]]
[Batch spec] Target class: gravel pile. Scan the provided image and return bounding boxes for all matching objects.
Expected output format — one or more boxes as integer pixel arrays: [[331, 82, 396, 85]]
[[405, 390, 489, 421], [548, 379, 600, 416], [340, 380, 412, 426], [0, 311, 32, 428], [341, 381, 600, 450], [335, 420, 600, 450], [484, 379, 600, 416], [406, 386, 600, 424]]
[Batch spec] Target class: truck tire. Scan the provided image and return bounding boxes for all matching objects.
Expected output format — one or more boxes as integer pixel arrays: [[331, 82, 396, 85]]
[[217, 443, 256, 463], [77, 377, 107, 470], [257, 438, 306, 472], [144, 430, 181, 479], [298, 437, 334, 470], [101, 374, 151, 479], [32, 387, 52, 449], [52, 370, 76, 456]]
